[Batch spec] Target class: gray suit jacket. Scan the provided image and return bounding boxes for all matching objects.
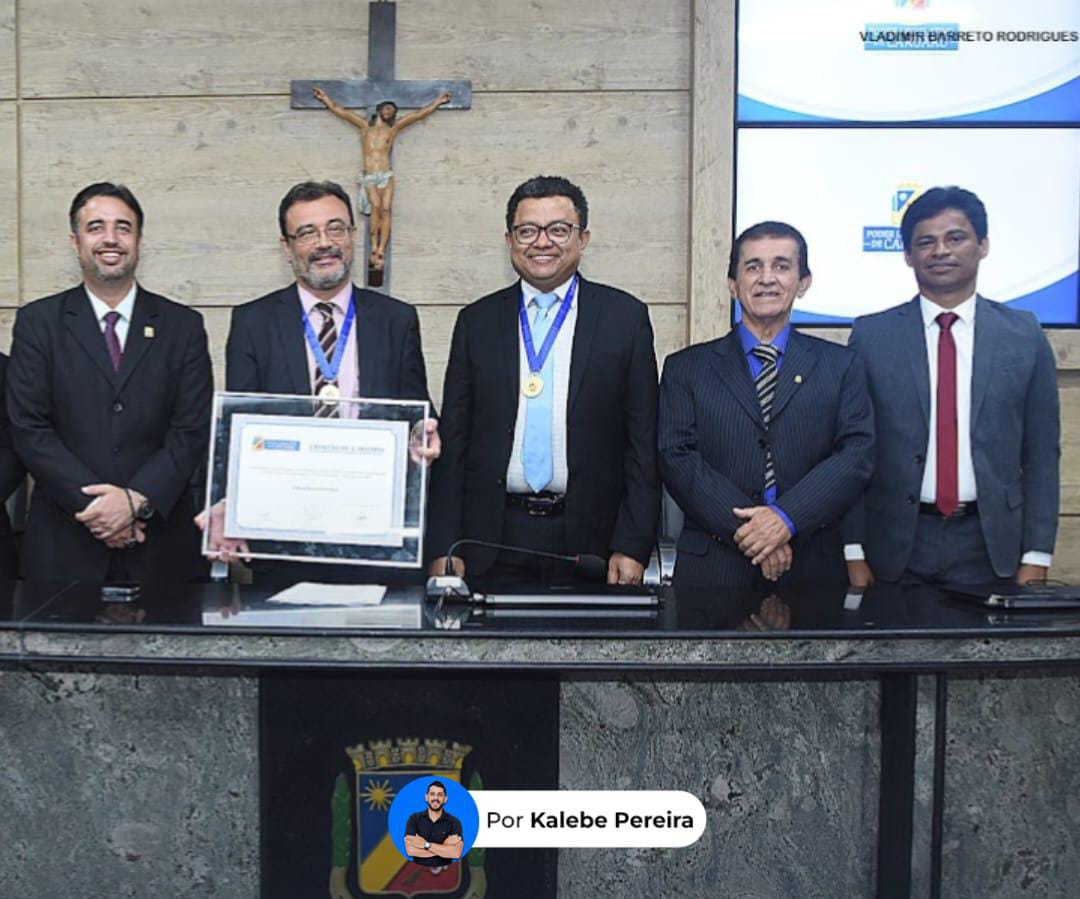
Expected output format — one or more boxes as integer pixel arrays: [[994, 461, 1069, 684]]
[[844, 296, 1060, 580]]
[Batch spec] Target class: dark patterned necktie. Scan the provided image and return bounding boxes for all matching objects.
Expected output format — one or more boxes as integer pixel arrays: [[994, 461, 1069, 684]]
[[751, 343, 780, 491], [312, 302, 340, 418], [103, 310, 122, 372]]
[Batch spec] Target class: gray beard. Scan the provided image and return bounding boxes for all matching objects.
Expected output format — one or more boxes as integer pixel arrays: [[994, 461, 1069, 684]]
[[296, 258, 351, 292]]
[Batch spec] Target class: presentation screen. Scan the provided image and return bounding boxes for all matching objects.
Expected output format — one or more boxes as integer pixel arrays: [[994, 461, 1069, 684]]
[[737, 0, 1080, 123], [734, 127, 1080, 324]]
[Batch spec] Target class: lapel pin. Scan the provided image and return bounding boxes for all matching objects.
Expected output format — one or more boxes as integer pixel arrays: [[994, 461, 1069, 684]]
[[144, 326, 155, 338], [794, 374, 803, 384]]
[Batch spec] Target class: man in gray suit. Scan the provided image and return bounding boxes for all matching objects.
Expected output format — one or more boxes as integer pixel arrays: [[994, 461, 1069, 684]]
[[845, 186, 1060, 587], [659, 221, 874, 588]]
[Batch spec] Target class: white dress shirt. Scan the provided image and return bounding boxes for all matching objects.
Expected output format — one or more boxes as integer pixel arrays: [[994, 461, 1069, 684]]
[[846, 293, 1050, 568], [85, 283, 137, 350], [505, 275, 578, 495]]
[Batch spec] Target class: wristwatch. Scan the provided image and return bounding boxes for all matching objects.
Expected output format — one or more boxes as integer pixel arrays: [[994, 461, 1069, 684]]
[[135, 498, 155, 521], [424, 841, 431, 850]]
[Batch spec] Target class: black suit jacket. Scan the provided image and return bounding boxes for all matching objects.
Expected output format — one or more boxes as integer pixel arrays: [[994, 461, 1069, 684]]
[[427, 276, 661, 574], [225, 283, 433, 587], [7, 286, 213, 583], [659, 329, 874, 588], [226, 283, 431, 405], [0, 354, 26, 578]]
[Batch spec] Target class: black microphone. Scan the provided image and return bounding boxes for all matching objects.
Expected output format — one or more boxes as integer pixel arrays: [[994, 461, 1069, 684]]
[[443, 539, 607, 582]]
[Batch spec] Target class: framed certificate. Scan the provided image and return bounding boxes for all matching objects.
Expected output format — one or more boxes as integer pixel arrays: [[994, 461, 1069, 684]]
[[203, 392, 430, 567]]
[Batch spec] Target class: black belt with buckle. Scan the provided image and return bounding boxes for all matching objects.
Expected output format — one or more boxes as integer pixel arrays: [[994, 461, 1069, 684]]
[[506, 492, 566, 517], [919, 501, 978, 518]]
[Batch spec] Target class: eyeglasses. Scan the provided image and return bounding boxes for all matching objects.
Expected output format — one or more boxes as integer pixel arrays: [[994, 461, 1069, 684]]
[[286, 222, 354, 247], [510, 221, 581, 246]]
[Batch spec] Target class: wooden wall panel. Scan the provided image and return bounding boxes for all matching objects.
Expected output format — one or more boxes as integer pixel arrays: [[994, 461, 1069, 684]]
[[1056, 378, 1080, 515], [19, 0, 689, 98], [1047, 516, 1080, 581], [19, 93, 687, 308], [689, 0, 734, 344], [0, 103, 16, 305], [0, 0, 13, 99]]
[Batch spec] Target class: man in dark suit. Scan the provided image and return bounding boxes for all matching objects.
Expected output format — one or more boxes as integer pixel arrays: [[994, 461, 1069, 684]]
[[427, 175, 660, 584], [219, 180, 437, 584], [659, 221, 874, 588], [844, 186, 1059, 587], [7, 182, 212, 583], [226, 181, 433, 411]]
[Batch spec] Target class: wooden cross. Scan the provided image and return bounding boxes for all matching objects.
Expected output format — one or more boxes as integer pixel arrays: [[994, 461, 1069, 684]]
[[291, 0, 472, 291]]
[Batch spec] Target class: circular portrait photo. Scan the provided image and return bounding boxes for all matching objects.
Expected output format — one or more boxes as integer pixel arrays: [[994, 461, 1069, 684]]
[[388, 776, 480, 876]]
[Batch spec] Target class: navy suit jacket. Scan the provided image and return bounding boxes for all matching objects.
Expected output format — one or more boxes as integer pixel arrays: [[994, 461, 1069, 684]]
[[844, 296, 1060, 580], [7, 286, 212, 583], [226, 283, 431, 406], [659, 328, 874, 587], [426, 276, 661, 573]]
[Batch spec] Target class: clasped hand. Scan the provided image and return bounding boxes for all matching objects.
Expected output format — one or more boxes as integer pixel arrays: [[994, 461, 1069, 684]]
[[74, 483, 145, 549], [732, 505, 793, 582]]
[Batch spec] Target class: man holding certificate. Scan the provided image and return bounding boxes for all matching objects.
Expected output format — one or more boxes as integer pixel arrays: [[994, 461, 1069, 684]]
[[226, 181, 434, 419], [427, 175, 661, 584], [217, 180, 438, 584]]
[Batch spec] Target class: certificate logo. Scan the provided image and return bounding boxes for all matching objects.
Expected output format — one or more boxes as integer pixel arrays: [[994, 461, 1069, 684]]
[[863, 183, 922, 253], [250, 436, 301, 452]]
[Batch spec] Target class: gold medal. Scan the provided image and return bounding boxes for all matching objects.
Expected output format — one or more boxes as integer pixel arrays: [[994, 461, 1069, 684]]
[[523, 372, 544, 398], [317, 382, 341, 400]]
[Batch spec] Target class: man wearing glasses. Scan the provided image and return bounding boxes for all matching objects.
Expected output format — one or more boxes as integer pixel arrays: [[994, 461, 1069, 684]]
[[427, 175, 660, 585], [220, 180, 437, 584]]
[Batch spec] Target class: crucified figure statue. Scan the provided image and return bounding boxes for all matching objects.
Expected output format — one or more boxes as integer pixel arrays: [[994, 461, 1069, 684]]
[[313, 86, 452, 270]]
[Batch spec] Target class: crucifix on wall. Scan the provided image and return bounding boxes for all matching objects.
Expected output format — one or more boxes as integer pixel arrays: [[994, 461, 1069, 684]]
[[291, 0, 472, 291]]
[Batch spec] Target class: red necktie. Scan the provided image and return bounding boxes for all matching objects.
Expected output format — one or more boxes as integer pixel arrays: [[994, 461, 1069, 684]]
[[935, 312, 959, 517]]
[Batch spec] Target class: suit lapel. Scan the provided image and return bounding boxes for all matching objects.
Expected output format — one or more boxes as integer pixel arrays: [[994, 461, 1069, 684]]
[[900, 296, 931, 425], [498, 283, 521, 413], [64, 286, 120, 387], [353, 286, 382, 397], [970, 295, 995, 428], [770, 330, 818, 422], [275, 284, 313, 394], [708, 331, 765, 428], [114, 288, 160, 393], [567, 275, 598, 414]]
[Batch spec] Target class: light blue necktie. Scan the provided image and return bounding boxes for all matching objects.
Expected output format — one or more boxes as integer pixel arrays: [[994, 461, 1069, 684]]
[[522, 292, 560, 493]]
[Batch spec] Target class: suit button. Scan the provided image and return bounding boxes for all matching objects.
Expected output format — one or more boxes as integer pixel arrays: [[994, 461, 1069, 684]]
[[907, 495, 916, 504], [915, 454, 924, 465], [752, 491, 762, 501], [496, 476, 505, 486], [112, 401, 124, 413], [112, 446, 120, 455], [757, 438, 767, 448]]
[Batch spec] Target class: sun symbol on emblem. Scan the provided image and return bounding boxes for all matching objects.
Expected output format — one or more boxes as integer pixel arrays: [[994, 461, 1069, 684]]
[[361, 778, 396, 811]]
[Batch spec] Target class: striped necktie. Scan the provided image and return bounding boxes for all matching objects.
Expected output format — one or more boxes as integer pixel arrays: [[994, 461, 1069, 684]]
[[313, 301, 340, 418], [750, 343, 779, 491]]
